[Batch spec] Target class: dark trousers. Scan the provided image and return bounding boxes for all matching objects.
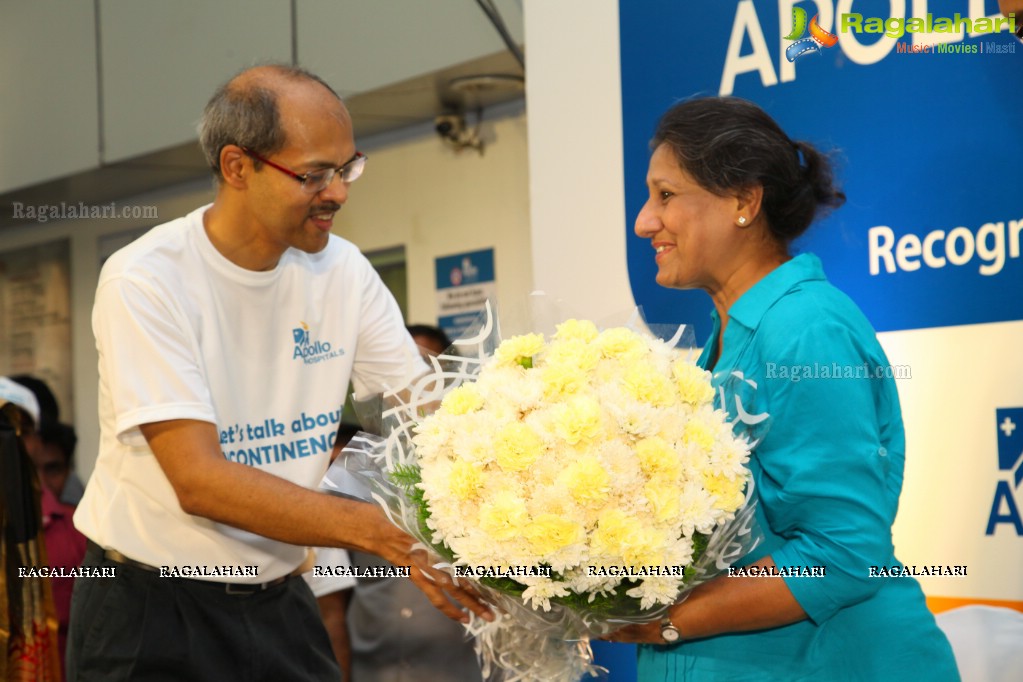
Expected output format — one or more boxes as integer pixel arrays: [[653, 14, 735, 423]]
[[66, 542, 341, 681]]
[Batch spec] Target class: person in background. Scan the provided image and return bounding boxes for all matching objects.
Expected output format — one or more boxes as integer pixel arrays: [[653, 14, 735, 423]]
[[607, 97, 958, 680], [0, 376, 62, 680], [33, 422, 78, 502], [6, 377, 87, 679], [67, 64, 490, 682], [405, 324, 452, 358], [342, 323, 483, 682], [9, 375, 84, 505], [37, 421, 87, 679], [304, 421, 363, 680]]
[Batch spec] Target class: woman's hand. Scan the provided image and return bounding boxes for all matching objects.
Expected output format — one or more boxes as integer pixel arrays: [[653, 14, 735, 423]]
[[604, 617, 674, 645], [605, 556, 809, 644]]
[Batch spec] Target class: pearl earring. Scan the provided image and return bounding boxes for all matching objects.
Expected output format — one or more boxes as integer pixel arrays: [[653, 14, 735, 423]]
[[737, 216, 747, 225]]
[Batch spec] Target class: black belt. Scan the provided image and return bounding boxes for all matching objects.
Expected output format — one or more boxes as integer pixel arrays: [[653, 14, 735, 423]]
[[100, 545, 291, 595]]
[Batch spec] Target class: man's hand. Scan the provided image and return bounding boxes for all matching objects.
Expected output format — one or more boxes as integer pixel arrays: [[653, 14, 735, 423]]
[[364, 507, 493, 624]]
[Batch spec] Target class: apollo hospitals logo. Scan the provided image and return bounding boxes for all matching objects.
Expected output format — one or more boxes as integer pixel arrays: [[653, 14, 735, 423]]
[[291, 321, 344, 365], [784, 7, 838, 62], [987, 407, 1023, 535]]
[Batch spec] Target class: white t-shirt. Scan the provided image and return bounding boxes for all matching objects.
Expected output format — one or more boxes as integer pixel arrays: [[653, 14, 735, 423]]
[[75, 204, 423, 582], [302, 546, 357, 597]]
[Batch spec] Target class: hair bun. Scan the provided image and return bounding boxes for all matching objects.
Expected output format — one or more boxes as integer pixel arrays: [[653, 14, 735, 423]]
[[653, 97, 844, 246]]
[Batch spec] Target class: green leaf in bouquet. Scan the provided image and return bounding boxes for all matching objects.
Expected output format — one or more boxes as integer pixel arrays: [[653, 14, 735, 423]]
[[388, 462, 422, 491], [686, 531, 710, 581], [385, 463, 457, 564]]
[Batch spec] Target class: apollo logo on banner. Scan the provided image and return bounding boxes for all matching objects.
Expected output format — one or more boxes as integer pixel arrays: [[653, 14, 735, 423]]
[[988, 407, 1023, 535]]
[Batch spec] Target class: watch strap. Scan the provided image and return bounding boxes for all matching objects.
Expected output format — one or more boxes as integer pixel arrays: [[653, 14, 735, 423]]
[[660, 614, 682, 643]]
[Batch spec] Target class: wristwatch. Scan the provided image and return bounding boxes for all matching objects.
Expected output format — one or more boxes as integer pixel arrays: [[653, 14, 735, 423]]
[[660, 615, 682, 644]]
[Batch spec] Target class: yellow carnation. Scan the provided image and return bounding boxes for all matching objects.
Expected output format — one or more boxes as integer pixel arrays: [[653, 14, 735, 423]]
[[702, 472, 746, 511], [440, 384, 484, 415], [557, 455, 611, 506], [525, 514, 583, 556], [594, 327, 647, 362], [672, 360, 715, 405], [479, 490, 528, 541], [683, 420, 716, 451], [644, 479, 680, 522], [592, 509, 663, 566], [541, 363, 588, 399], [635, 437, 681, 480], [544, 339, 600, 373], [622, 362, 676, 407], [448, 459, 482, 500], [554, 319, 599, 343], [625, 529, 666, 567], [552, 396, 603, 445], [591, 509, 641, 557], [495, 333, 546, 367], [494, 422, 544, 471]]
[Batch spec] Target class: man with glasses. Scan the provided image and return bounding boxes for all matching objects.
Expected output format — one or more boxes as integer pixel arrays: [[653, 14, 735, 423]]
[[68, 64, 491, 681]]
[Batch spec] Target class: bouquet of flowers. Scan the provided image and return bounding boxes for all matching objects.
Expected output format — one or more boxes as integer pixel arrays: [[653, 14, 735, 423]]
[[327, 302, 765, 681]]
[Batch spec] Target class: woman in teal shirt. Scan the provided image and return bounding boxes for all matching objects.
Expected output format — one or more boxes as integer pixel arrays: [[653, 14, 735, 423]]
[[610, 97, 959, 680]]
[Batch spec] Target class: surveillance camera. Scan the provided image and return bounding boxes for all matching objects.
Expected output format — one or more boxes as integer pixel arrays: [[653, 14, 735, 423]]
[[434, 112, 484, 155], [435, 114, 464, 139]]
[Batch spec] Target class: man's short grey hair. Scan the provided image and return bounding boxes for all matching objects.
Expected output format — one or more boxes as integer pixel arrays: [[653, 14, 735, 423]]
[[198, 64, 342, 181]]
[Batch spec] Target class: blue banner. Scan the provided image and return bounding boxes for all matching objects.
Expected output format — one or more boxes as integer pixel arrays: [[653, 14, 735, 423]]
[[621, 0, 1023, 341]]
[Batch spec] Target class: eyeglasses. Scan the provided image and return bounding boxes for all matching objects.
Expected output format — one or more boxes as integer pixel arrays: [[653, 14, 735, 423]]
[[241, 147, 366, 193]]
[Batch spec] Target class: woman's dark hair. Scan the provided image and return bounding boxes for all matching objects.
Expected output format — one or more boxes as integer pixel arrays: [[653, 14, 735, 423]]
[[652, 96, 845, 246]]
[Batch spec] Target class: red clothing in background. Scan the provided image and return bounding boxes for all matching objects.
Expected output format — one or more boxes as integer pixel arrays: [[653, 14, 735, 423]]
[[41, 487, 87, 677]]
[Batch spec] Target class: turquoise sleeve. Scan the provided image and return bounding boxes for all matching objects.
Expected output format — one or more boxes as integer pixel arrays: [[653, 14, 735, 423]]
[[755, 318, 900, 624]]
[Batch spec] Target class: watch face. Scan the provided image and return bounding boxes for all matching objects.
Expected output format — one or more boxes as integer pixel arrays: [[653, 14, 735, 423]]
[[661, 626, 680, 643]]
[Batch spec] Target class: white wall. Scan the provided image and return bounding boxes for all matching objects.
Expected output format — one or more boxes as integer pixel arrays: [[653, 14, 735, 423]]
[[0, 1, 99, 191], [343, 110, 534, 334], [523, 0, 637, 324]]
